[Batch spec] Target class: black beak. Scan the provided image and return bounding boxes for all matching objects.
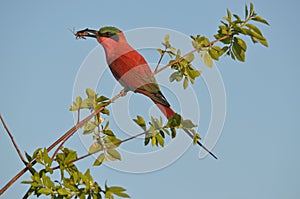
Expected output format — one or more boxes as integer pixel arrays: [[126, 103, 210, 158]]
[[75, 28, 98, 39]]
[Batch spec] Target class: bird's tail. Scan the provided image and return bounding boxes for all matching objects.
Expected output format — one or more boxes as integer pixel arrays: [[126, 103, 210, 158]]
[[154, 101, 175, 119]]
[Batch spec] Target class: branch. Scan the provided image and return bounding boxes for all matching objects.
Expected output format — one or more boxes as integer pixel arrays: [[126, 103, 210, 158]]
[[0, 89, 127, 196], [0, 115, 26, 165]]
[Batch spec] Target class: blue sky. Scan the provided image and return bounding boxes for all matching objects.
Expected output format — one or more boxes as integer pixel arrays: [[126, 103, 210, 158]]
[[0, 0, 299, 198]]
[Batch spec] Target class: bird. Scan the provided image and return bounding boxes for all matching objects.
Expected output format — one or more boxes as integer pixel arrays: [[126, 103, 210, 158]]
[[76, 26, 217, 159]]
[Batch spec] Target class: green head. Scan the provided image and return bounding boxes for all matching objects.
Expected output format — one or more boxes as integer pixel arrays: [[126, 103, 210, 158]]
[[98, 26, 122, 42]]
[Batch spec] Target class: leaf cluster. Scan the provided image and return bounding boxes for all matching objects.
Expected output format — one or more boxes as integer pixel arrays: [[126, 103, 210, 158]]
[[22, 148, 129, 199], [70, 88, 111, 116], [87, 121, 122, 167], [133, 113, 200, 147], [213, 2, 269, 62], [157, 2, 269, 89], [70, 89, 123, 166], [168, 49, 201, 89]]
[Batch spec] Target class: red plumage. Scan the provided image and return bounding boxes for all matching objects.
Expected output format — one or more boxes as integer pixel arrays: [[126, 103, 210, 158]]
[[97, 31, 175, 119]]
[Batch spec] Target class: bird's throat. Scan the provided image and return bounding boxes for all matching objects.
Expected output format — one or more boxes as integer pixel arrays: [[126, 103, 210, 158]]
[[98, 33, 134, 65]]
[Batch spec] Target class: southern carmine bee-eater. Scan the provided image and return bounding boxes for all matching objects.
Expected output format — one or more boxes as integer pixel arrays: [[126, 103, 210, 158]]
[[76, 26, 217, 159]]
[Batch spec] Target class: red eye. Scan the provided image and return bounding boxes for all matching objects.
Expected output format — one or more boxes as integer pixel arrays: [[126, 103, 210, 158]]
[[105, 32, 113, 37]]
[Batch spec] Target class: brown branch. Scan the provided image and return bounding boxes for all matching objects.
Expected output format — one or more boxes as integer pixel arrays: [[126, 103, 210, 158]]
[[0, 89, 127, 196], [0, 115, 26, 165], [153, 35, 230, 75]]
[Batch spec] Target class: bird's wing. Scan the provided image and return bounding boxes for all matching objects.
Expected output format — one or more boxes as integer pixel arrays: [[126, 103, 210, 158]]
[[109, 50, 170, 107]]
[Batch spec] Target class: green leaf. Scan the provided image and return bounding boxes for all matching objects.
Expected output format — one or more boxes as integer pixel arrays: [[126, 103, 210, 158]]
[[192, 131, 201, 145], [57, 188, 71, 196], [181, 119, 197, 129], [93, 153, 105, 166], [104, 121, 110, 130], [108, 186, 130, 197], [144, 133, 150, 145], [151, 136, 157, 146], [97, 96, 109, 102], [107, 149, 121, 160], [159, 130, 165, 138], [245, 24, 263, 36], [133, 115, 146, 131], [185, 53, 194, 62], [86, 88, 97, 98], [171, 128, 176, 138], [208, 48, 220, 60], [21, 180, 33, 184], [245, 4, 248, 19], [109, 186, 126, 193], [162, 128, 170, 136], [169, 71, 183, 82], [103, 129, 114, 136], [42, 148, 52, 166], [157, 48, 163, 55], [232, 39, 245, 62], [101, 108, 110, 115], [258, 38, 268, 47], [105, 136, 122, 148], [156, 134, 164, 147], [233, 14, 242, 22], [235, 37, 247, 51], [164, 34, 170, 42], [183, 77, 189, 89], [81, 98, 94, 109], [252, 15, 269, 25], [69, 96, 83, 111], [226, 9, 232, 22], [113, 192, 130, 198], [105, 191, 113, 199], [250, 2, 254, 15], [83, 121, 97, 135], [186, 67, 201, 81], [204, 53, 213, 68], [167, 113, 182, 128], [89, 142, 103, 154], [42, 173, 54, 189], [150, 117, 161, 129], [65, 150, 77, 163], [25, 152, 32, 162], [38, 188, 53, 195]]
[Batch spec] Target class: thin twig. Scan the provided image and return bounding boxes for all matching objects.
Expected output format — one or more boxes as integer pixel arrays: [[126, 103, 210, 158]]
[[0, 115, 26, 165], [77, 109, 80, 124], [154, 47, 167, 73], [0, 89, 127, 196], [22, 188, 31, 199]]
